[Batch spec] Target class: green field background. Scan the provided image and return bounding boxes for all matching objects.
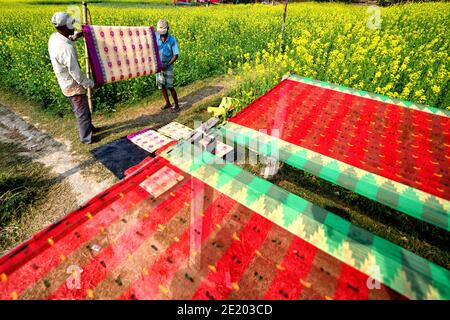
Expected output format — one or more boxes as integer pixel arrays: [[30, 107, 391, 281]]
[[0, 1, 448, 115]]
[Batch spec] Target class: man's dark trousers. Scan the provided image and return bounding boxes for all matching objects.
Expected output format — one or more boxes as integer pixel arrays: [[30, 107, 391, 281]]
[[67, 94, 93, 144]]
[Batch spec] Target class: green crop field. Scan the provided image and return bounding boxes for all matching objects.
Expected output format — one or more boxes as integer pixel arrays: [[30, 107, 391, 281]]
[[0, 1, 448, 115]]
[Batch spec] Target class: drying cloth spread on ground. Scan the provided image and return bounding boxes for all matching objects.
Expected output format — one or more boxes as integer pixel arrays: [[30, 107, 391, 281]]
[[83, 25, 162, 85], [0, 155, 411, 300], [221, 75, 450, 231], [127, 123, 234, 159], [127, 128, 174, 153], [158, 122, 193, 141], [2, 77, 449, 300], [1, 142, 449, 300]]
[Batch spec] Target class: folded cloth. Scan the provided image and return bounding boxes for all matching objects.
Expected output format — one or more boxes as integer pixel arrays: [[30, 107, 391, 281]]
[[127, 128, 173, 153], [157, 122, 193, 140], [82, 25, 162, 85]]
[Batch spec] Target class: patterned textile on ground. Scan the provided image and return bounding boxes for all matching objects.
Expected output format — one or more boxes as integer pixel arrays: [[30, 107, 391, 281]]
[[217, 75, 450, 231], [128, 122, 234, 159], [1, 142, 449, 300], [83, 25, 162, 85], [158, 122, 193, 141], [127, 129, 173, 153], [161, 141, 450, 300], [0, 154, 414, 300]]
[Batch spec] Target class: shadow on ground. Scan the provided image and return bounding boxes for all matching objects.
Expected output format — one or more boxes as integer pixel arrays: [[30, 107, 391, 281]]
[[95, 85, 224, 141], [91, 137, 151, 179]]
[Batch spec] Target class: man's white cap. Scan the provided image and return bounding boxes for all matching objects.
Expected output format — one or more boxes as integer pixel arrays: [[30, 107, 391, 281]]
[[157, 19, 169, 35], [51, 12, 76, 29]]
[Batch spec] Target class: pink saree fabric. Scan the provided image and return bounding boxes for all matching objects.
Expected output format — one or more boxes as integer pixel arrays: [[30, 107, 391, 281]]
[[83, 25, 162, 85]]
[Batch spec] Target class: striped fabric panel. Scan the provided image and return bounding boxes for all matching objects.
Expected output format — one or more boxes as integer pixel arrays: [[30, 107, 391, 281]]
[[1, 155, 404, 300], [216, 122, 450, 231], [225, 75, 449, 231], [161, 141, 450, 300]]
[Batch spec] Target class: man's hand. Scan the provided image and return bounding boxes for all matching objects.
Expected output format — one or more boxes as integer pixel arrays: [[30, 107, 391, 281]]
[[85, 78, 95, 89], [69, 31, 84, 41]]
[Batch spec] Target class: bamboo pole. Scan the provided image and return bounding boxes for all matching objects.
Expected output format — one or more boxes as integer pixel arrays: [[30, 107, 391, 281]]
[[82, 1, 93, 114], [279, 0, 289, 51]]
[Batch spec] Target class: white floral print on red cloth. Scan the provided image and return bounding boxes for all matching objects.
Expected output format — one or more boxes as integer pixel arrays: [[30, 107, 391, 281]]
[[139, 166, 184, 198]]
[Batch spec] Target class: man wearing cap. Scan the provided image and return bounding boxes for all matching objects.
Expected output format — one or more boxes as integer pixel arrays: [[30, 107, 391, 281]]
[[156, 19, 180, 113], [48, 12, 96, 144]]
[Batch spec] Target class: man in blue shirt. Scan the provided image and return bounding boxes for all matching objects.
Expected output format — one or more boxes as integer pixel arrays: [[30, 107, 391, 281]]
[[156, 19, 180, 112]]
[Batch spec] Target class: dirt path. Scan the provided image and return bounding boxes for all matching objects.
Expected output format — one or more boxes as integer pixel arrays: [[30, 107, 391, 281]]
[[0, 105, 114, 207]]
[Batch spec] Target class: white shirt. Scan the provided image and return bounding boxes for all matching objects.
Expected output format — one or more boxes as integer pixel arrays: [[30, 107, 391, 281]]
[[48, 32, 94, 97]]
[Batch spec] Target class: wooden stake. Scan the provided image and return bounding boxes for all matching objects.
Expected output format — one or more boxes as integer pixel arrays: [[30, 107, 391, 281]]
[[82, 1, 93, 113], [279, 0, 289, 51]]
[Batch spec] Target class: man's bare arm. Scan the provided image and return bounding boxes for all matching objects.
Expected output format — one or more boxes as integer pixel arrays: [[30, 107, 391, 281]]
[[69, 31, 84, 41], [165, 54, 178, 69]]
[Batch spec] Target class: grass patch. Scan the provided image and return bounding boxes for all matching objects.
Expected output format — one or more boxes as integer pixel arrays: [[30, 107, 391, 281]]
[[0, 142, 50, 226], [0, 142, 53, 250], [0, 141, 79, 255]]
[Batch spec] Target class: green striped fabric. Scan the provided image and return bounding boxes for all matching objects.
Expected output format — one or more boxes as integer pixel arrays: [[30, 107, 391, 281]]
[[214, 122, 450, 231], [161, 141, 450, 300]]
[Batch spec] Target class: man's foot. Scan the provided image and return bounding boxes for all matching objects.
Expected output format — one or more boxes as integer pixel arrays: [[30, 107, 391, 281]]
[[171, 105, 180, 113], [161, 103, 172, 110]]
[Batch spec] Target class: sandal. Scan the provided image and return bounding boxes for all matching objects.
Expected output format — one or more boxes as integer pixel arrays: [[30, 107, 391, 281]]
[[161, 103, 172, 110]]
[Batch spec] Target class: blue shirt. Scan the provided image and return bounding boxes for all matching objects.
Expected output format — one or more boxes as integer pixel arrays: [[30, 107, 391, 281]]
[[156, 32, 179, 71]]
